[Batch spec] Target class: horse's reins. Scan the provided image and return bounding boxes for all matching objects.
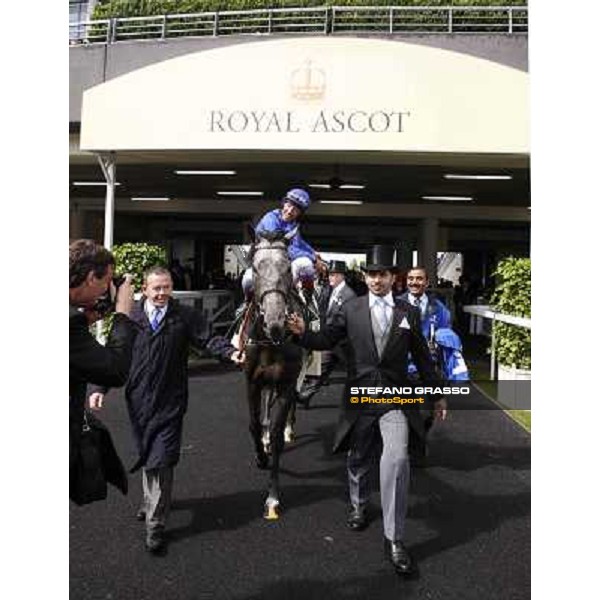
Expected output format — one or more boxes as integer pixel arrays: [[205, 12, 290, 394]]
[[239, 241, 297, 350]]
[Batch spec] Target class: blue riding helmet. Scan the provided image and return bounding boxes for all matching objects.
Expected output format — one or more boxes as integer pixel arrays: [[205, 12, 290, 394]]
[[282, 188, 311, 212]]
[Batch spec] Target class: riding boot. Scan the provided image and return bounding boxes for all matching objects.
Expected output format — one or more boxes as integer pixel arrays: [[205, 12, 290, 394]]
[[235, 289, 255, 319], [235, 301, 248, 320]]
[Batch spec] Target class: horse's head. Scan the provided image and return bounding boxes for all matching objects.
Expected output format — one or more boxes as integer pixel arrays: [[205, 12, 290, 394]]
[[252, 234, 291, 343]]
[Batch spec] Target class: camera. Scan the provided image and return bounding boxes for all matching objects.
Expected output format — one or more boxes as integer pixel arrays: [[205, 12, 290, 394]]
[[93, 275, 126, 316]]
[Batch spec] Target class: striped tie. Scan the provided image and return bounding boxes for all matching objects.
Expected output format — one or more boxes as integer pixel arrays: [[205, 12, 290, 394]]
[[151, 308, 162, 331]]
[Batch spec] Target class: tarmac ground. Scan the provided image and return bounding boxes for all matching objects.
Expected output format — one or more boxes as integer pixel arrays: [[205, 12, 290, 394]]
[[70, 360, 530, 600]]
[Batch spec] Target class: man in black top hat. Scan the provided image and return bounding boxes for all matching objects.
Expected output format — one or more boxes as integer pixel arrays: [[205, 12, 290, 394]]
[[298, 260, 356, 406], [288, 245, 447, 577]]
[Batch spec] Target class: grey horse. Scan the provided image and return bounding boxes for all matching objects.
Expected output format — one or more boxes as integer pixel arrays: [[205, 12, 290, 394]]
[[242, 233, 305, 519]]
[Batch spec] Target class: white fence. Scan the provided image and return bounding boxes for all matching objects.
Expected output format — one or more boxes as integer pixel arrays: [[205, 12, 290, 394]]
[[462, 304, 530, 380]]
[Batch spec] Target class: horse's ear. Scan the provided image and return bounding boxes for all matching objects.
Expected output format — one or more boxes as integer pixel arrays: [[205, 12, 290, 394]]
[[246, 222, 256, 240]]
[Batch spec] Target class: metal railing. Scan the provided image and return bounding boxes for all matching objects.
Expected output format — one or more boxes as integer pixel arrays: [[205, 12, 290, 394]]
[[172, 290, 237, 336], [462, 304, 530, 379], [69, 5, 528, 44]]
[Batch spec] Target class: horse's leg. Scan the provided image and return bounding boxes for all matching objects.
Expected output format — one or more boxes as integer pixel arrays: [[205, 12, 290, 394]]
[[285, 345, 304, 443], [264, 387, 293, 520], [248, 379, 268, 470], [284, 393, 296, 443]]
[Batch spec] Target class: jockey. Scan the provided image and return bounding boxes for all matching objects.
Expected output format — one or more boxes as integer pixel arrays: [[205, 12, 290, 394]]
[[242, 188, 325, 301]]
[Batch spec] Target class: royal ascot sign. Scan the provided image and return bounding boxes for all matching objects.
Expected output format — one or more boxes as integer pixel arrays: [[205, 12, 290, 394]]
[[205, 58, 410, 135], [207, 109, 410, 134], [80, 38, 528, 153]]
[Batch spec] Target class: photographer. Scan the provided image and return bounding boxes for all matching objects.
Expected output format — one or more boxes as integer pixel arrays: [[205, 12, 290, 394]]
[[69, 239, 136, 474]]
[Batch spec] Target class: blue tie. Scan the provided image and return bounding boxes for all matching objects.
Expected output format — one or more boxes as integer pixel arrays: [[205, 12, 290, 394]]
[[151, 308, 162, 332]]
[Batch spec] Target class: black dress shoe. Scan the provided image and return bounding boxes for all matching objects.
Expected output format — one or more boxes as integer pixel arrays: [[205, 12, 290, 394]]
[[297, 387, 317, 408], [346, 505, 369, 531], [383, 539, 416, 576]]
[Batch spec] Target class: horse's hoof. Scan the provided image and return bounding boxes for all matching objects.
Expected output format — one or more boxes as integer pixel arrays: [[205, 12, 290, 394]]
[[261, 431, 271, 454], [284, 425, 295, 443], [264, 500, 281, 520], [255, 455, 269, 470]]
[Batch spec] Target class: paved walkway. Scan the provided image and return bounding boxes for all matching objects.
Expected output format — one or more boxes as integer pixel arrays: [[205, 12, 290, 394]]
[[70, 362, 530, 600]]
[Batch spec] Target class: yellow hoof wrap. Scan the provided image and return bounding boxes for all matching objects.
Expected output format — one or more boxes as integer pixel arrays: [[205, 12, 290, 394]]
[[264, 503, 280, 520]]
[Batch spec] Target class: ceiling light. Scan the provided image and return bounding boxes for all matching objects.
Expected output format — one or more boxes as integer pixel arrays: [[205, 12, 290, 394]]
[[131, 197, 170, 202], [443, 174, 512, 180], [319, 200, 364, 205], [422, 196, 473, 202], [175, 170, 236, 175], [310, 181, 365, 191], [72, 181, 121, 186], [217, 191, 263, 196]]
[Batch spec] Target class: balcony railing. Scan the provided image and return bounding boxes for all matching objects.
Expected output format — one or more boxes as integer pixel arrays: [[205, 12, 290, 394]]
[[69, 5, 528, 44]]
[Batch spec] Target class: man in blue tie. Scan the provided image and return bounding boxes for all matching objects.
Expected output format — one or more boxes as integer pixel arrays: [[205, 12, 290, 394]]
[[399, 266, 452, 342], [89, 265, 238, 554], [287, 245, 448, 577]]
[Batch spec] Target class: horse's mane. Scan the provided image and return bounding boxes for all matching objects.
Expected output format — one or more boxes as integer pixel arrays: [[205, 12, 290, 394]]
[[256, 231, 287, 243]]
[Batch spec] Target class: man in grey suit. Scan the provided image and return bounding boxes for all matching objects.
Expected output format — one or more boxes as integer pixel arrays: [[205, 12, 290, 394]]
[[298, 260, 356, 406], [288, 245, 447, 576]]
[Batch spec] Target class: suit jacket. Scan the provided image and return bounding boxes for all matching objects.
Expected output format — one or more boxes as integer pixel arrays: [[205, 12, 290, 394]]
[[69, 305, 137, 467], [324, 282, 357, 326], [298, 295, 443, 453], [398, 291, 452, 340]]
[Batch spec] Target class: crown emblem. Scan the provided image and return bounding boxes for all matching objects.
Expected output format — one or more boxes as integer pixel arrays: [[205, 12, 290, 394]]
[[290, 60, 326, 101]]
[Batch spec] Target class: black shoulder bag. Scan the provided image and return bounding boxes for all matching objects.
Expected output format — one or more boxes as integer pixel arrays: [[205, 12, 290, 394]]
[[69, 411, 128, 506]]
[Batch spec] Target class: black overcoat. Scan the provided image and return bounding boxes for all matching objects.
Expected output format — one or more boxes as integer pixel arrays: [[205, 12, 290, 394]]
[[298, 295, 443, 453], [124, 299, 216, 472], [69, 305, 136, 467]]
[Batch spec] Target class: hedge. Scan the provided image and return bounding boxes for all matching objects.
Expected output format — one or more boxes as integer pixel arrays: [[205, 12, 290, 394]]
[[93, 0, 528, 19]]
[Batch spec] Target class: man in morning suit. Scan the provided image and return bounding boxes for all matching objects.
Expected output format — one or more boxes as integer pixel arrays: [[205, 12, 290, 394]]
[[298, 260, 356, 406], [287, 245, 448, 577]]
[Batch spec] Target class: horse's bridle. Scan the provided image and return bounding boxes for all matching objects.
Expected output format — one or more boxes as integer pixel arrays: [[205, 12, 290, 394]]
[[251, 243, 293, 343]]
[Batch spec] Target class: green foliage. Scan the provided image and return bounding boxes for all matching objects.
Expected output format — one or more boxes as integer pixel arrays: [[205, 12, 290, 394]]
[[112, 242, 168, 291], [93, 0, 527, 19], [491, 257, 531, 370]]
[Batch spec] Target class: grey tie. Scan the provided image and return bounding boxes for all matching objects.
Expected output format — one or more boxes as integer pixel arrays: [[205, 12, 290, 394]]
[[375, 298, 390, 332], [328, 290, 338, 312], [371, 298, 391, 357]]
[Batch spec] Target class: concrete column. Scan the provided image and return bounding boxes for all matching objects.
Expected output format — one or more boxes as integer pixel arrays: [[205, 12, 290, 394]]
[[394, 244, 413, 272], [243, 220, 254, 244], [69, 204, 85, 240], [418, 217, 439, 284]]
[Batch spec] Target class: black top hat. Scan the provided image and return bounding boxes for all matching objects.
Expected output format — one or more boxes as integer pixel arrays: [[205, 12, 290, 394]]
[[328, 260, 347, 274], [361, 245, 398, 272]]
